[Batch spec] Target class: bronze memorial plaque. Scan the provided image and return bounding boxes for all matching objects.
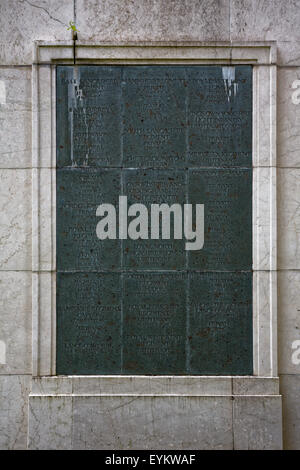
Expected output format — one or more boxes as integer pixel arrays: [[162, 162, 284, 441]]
[[56, 65, 252, 375]]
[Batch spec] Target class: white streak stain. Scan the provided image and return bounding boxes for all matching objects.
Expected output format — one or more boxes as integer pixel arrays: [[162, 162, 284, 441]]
[[222, 67, 238, 101], [82, 107, 89, 166], [70, 67, 88, 166], [69, 73, 76, 167]]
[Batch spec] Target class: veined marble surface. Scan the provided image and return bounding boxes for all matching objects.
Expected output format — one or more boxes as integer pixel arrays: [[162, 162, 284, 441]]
[[0, 272, 32, 374], [230, 0, 300, 42], [0, 169, 31, 270], [76, 0, 230, 43], [278, 169, 300, 269], [0, 375, 30, 450], [278, 271, 300, 374], [278, 68, 300, 168], [280, 374, 300, 450], [0, 0, 73, 65], [0, 68, 32, 168]]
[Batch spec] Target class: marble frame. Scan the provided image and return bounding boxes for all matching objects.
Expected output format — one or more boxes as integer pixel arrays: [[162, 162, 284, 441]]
[[32, 41, 278, 381]]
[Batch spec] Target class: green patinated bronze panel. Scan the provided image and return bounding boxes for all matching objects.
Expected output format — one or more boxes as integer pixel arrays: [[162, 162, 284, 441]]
[[189, 272, 252, 375], [57, 168, 121, 271], [56, 272, 121, 374], [56, 65, 253, 375], [188, 168, 252, 270], [122, 169, 187, 270]]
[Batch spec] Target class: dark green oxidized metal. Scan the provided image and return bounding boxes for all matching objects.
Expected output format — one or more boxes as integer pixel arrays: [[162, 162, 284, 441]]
[[57, 168, 121, 271], [56, 65, 253, 375], [123, 169, 187, 270], [123, 272, 188, 374], [188, 168, 252, 270], [56, 272, 121, 374], [189, 272, 252, 375]]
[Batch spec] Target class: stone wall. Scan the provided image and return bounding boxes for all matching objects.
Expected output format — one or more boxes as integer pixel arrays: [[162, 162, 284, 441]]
[[0, 0, 299, 450]]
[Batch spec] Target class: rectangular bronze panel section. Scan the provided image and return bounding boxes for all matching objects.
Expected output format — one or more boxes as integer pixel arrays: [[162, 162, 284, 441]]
[[122, 66, 187, 168], [188, 168, 252, 271], [123, 272, 187, 374], [187, 66, 252, 167], [189, 272, 253, 375], [122, 169, 187, 270], [56, 65, 253, 375], [56, 66, 122, 167], [56, 272, 121, 375], [57, 168, 121, 271]]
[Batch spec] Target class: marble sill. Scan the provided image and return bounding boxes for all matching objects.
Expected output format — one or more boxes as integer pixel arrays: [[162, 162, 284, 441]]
[[31, 375, 280, 397]]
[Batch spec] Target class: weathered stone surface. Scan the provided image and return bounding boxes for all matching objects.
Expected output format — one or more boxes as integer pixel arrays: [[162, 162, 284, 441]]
[[32, 375, 281, 397], [38, 169, 55, 270], [231, 2, 300, 64], [28, 395, 72, 450], [0, 0, 73, 65], [277, 42, 300, 66], [0, 272, 31, 374], [253, 271, 278, 376], [28, 376, 282, 449], [34, 66, 56, 168], [253, 167, 276, 271], [278, 271, 300, 374], [278, 68, 300, 167], [34, 272, 56, 375], [0, 375, 31, 450], [70, 375, 233, 396], [280, 374, 300, 450], [72, 396, 233, 450], [31, 376, 72, 395], [231, 0, 300, 42], [233, 377, 279, 395], [0, 67, 32, 168], [0, 170, 31, 270], [252, 66, 276, 168], [278, 169, 300, 269], [233, 396, 283, 450], [76, 0, 230, 43]]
